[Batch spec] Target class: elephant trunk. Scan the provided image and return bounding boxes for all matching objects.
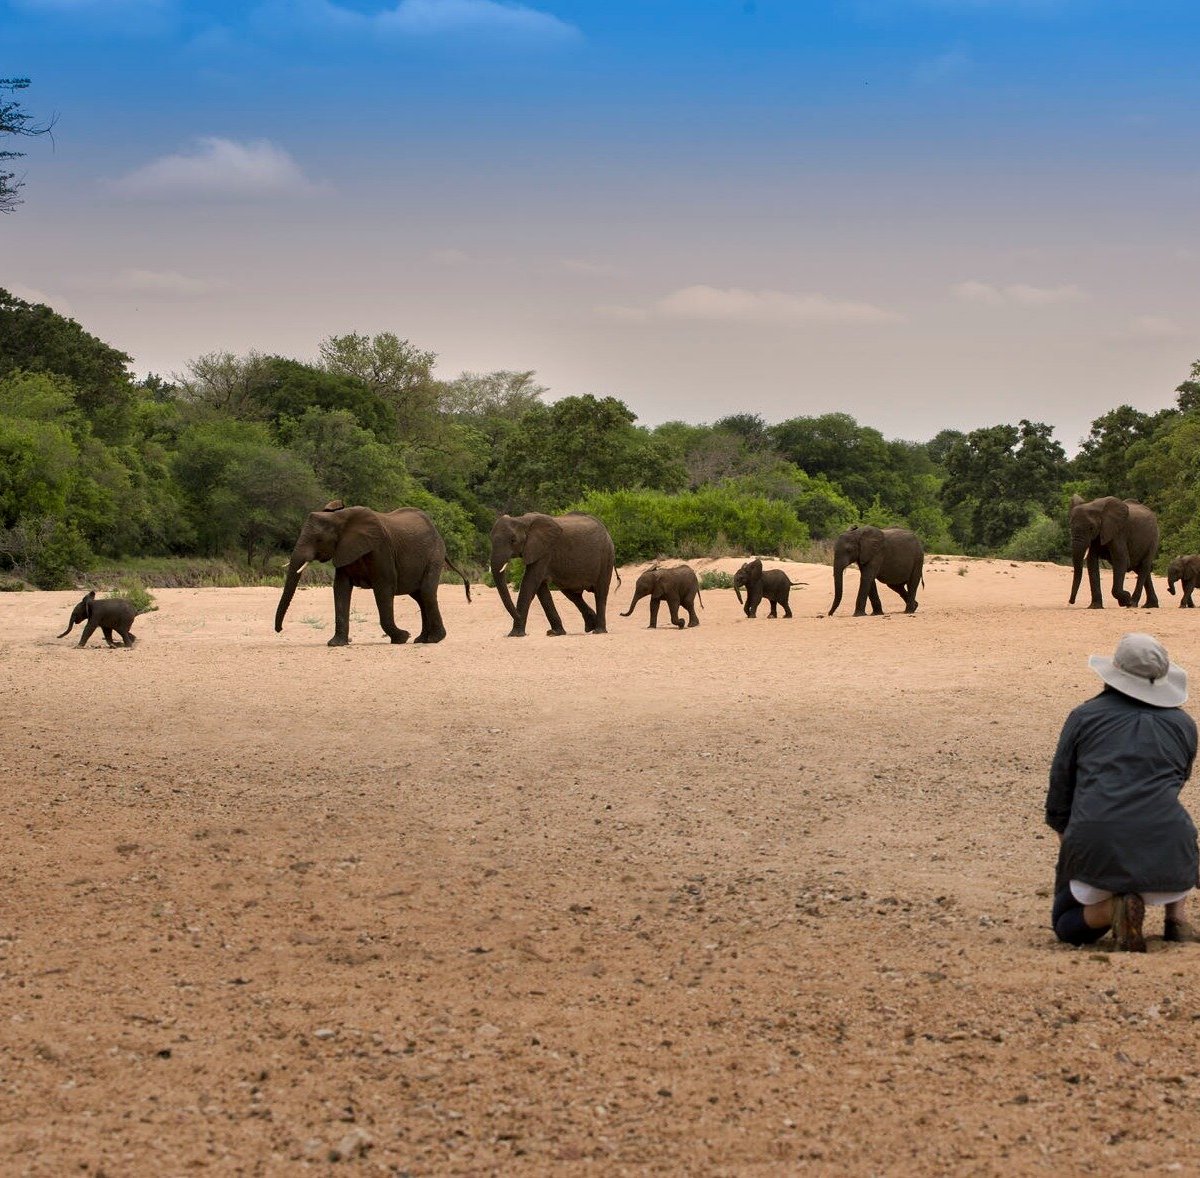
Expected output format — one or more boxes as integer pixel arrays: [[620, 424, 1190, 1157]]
[[492, 560, 519, 620], [733, 581, 743, 605], [620, 588, 647, 617], [275, 556, 308, 632], [56, 620, 75, 638], [1068, 538, 1088, 605], [829, 557, 849, 615], [1168, 573, 1178, 596]]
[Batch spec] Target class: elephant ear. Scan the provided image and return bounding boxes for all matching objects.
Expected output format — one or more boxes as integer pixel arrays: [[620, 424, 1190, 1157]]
[[524, 515, 564, 565], [1099, 498, 1130, 546], [332, 508, 385, 567], [323, 499, 346, 512], [857, 526, 885, 564], [1069, 494, 1084, 509]]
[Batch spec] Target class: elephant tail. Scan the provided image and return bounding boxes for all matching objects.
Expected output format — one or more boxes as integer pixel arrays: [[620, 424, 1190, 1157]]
[[444, 557, 472, 603], [697, 587, 705, 610], [614, 567, 622, 589]]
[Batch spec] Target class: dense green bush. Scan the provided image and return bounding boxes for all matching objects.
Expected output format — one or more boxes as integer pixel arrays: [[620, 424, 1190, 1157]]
[[699, 570, 735, 590], [1001, 513, 1068, 563], [569, 488, 808, 564]]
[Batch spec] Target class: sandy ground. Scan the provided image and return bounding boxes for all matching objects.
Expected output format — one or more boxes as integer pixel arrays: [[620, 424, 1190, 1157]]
[[5, 555, 1200, 1175]]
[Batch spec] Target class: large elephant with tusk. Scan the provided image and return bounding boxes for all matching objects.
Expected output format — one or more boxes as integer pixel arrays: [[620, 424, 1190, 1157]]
[[275, 501, 471, 645], [490, 512, 617, 637]]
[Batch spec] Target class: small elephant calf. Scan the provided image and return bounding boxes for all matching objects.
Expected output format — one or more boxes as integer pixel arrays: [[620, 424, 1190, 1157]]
[[620, 563, 703, 629], [58, 590, 138, 648], [733, 558, 798, 619]]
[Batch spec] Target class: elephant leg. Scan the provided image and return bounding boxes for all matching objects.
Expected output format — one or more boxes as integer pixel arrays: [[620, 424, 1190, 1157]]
[[120, 628, 137, 646], [1140, 569, 1160, 609], [370, 581, 410, 644], [854, 574, 872, 616], [507, 571, 544, 637], [329, 568, 354, 645], [667, 596, 684, 629], [591, 569, 612, 634], [1108, 559, 1133, 608], [780, 590, 793, 619], [78, 620, 97, 647], [685, 595, 700, 627], [1086, 552, 1105, 608], [1186, 581, 1196, 608], [560, 587, 598, 632], [101, 625, 116, 647], [885, 582, 917, 614], [537, 581, 568, 637], [647, 596, 660, 629], [413, 568, 447, 643]]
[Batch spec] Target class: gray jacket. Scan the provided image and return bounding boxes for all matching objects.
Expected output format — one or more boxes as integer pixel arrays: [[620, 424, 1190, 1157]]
[[1047, 688, 1199, 894]]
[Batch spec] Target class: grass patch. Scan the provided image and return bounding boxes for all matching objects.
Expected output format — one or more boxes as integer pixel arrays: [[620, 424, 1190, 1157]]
[[87, 557, 335, 590], [117, 576, 158, 614]]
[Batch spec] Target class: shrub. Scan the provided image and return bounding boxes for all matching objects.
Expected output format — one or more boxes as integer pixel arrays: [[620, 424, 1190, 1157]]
[[1001, 512, 1068, 563], [568, 488, 809, 564], [699, 570, 734, 590], [116, 576, 157, 614]]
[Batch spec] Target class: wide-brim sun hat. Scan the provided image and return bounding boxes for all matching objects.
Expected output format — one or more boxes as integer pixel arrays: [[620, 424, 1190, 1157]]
[[1088, 632, 1188, 708]]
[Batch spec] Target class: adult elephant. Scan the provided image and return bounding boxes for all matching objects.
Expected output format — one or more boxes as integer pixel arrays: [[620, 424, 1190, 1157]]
[[275, 501, 471, 646], [829, 525, 924, 616], [1068, 495, 1159, 609], [490, 512, 617, 637], [1166, 555, 1200, 608], [620, 563, 703, 628]]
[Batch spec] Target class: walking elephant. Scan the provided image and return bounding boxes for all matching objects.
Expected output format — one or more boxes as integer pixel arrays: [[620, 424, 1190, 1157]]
[[275, 501, 471, 646], [829, 526, 923, 616], [57, 591, 137, 647], [1167, 555, 1200, 608], [620, 563, 703, 628], [490, 512, 617, 637], [734, 559, 799, 618], [1068, 495, 1159, 609]]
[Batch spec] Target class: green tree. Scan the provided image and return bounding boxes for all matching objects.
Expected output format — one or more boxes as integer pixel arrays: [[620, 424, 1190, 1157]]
[[941, 420, 1067, 550], [1072, 404, 1167, 499], [0, 288, 136, 438], [320, 332, 439, 441], [490, 394, 685, 512]]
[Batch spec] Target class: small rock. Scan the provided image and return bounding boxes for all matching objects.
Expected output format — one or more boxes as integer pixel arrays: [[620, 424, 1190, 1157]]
[[329, 1127, 372, 1162], [314, 1028, 336, 1040], [476, 1023, 501, 1038]]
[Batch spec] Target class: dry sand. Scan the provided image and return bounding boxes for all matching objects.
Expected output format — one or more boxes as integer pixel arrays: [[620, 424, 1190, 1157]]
[[4, 556, 1200, 1174]]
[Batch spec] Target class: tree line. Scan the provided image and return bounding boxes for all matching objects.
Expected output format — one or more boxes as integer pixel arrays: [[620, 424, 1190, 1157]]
[[0, 286, 1196, 588]]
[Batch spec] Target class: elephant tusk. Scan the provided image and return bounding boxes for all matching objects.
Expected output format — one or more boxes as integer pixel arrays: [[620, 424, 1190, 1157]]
[[295, 561, 308, 575]]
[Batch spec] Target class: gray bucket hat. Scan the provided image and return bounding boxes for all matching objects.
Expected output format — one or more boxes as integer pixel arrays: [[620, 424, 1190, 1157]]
[[1088, 632, 1188, 707]]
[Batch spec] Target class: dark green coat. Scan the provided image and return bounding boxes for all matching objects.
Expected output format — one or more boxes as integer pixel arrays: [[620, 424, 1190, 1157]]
[[1047, 688, 1199, 894]]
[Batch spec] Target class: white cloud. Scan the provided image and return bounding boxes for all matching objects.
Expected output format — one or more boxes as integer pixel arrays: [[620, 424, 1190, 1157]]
[[67, 269, 226, 298], [266, 0, 580, 43], [105, 137, 325, 201], [560, 257, 623, 277], [952, 280, 1085, 306], [601, 285, 904, 326], [7, 284, 73, 316]]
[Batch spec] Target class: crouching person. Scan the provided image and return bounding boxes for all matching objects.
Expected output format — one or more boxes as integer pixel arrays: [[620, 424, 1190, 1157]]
[[1047, 633, 1199, 952]]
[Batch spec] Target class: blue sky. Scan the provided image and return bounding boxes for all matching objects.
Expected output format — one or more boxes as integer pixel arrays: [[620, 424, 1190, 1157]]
[[4, 0, 1198, 446]]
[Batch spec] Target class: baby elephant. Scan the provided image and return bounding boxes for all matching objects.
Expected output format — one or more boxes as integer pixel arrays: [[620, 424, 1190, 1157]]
[[733, 558, 798, 618], [620, 563, 703, 629], [1167, 555, 1200, 608], [58, 590, 138, 647]]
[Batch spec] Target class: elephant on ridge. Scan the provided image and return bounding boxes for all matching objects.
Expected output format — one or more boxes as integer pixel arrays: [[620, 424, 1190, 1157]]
[[58, 591, 137, 647], [734, 559, 799, 619], [620, 563, 703, 628], [1167, 555, 1200, 608], [275, 501, 471, 646], [829, 526, 923, 616], [1068, 495, 1159, 609], [490, 512, 617, 637]]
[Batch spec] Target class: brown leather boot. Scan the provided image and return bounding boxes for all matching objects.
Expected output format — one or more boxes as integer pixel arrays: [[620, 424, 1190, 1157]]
[[1112, 893, 1147, 952]]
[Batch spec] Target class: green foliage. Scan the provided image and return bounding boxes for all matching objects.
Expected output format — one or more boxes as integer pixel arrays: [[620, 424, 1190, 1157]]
[[1000, 513, 1069, 563], [569, 488, 808, 564], [116, 576, 157, 614], [699, 570, 735, 590], [941, 420, 1067, 551], [491, 395, 686, 513], [0, 515, 91, 588]]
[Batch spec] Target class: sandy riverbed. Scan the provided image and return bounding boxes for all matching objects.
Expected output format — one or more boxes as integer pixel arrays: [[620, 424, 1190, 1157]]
[[3, 556, 1200, 1174]]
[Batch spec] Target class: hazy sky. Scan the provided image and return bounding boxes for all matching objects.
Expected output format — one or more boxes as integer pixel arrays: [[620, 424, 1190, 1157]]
[[4, 0, 1198, 447]]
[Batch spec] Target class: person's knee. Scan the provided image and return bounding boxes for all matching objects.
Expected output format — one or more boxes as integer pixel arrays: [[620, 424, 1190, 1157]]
[[1051, 888, 1108, 945]]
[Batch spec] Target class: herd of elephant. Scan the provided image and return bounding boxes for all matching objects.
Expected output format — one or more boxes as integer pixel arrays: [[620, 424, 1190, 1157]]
[[56, 495, 1200, 648]]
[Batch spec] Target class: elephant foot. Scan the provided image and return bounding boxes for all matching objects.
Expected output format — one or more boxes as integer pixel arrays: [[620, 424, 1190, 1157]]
[[388, 630, 411, 644], [414, 631, 445, 643], [1141, 603, 1159, 610], [506, 628, 527, 638], [674, 621, 685, 629], [647, 623, 657, 629], [591, 626, 608, 635], [327, 634, 351, 646], [1087, 602, 1104, 610], [688, 620, 700, 627], [905, 604, 919, 614], [546, 627, 568, 637], [853, 609, 868, 617]]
